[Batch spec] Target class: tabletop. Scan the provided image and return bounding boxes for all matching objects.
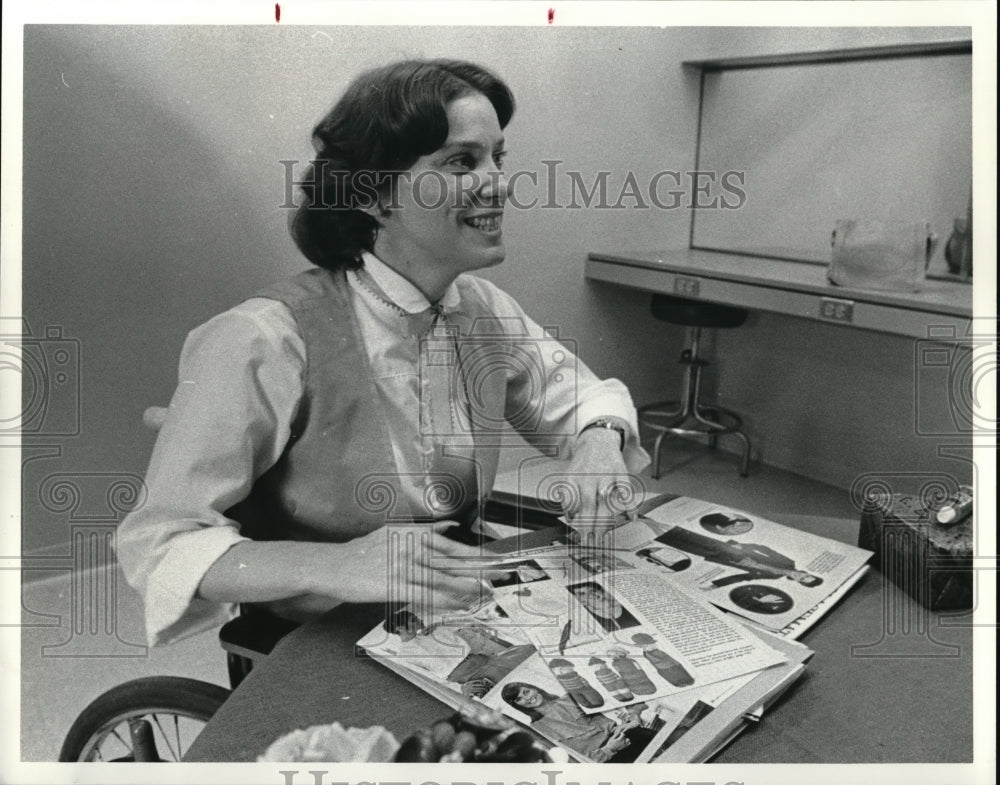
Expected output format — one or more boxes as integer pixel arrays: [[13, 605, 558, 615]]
[[184, 511, 973, 763], [586, 248, 973, 340]]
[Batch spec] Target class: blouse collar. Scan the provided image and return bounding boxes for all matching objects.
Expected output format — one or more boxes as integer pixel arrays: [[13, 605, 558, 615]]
[[359, 252, 462, 314]]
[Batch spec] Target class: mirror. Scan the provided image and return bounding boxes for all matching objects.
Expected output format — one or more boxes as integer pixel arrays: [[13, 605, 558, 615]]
[[690, 45, 972, 281]]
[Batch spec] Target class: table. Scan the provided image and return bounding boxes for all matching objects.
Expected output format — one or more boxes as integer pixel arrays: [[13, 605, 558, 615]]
[[586, 248, 973, 340], [184, 511, 973, 763]]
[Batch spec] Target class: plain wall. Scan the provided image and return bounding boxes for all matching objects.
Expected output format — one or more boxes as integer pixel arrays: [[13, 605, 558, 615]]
[[19, 25, 973, 553]]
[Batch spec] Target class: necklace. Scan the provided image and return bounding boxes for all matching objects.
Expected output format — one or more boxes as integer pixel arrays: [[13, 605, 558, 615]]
[[352, 267, 446, 337]]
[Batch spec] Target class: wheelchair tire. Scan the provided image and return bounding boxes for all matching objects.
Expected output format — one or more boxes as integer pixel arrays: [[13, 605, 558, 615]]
[[59, 676, 230, 762]]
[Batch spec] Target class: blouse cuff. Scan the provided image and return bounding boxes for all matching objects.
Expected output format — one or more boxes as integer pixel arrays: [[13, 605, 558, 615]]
[[142, 525, 248, 646]]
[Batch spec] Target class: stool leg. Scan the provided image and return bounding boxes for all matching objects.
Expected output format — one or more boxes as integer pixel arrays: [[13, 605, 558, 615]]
[[680, 327, 703, 417], [731, 430, 751, 477], [690, 372, 727, 437], [651, 430, 668, 479], [688, 326, 702, 366]]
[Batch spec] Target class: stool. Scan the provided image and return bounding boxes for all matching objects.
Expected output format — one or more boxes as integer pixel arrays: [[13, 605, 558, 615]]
[[639, 294, 751, 478]]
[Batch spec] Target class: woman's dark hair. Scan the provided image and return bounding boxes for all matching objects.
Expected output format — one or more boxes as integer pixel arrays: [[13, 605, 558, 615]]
[[500, 682, 559, 723], [290, 59, 516, 272]]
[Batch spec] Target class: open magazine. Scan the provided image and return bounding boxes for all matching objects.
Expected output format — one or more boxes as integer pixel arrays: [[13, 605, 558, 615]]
[[356, 492, 866, 762], [615, 495, 873, 638], [484, 550, 787, 713], [479, 493, 873, 639], [357, 494, 868, 762], [357, 592, 810, 763]]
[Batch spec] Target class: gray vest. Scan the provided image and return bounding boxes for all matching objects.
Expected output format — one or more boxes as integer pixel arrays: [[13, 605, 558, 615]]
[[226, 267, 508, 543]]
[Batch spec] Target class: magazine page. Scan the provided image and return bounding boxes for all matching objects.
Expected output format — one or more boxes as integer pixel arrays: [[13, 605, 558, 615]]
[[356, 602, 681, 765], [362, 629, 731, 766], [477, 631, 811, 765], [634, 496, 873, 631], [487, 550, 788, 714], [356, 549, 813, 763], [478, 650, 708, 764], [356, 600, 539, 705], [747, 565, 871, 639], [641, 627, 814, 763]]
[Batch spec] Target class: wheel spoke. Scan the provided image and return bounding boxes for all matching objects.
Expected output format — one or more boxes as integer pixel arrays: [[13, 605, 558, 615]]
[[63, 677, 228, 762], [152, 713, 178, 760], [109, 727, 130, 752], [91, 726, 132, 762], [174, 715, 183, 758]]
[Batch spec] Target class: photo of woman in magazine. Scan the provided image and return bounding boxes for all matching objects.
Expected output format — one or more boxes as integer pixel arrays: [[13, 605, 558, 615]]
[[656, 527, 824, 588], [445, 625, 536, 697], [500, 682, 659, 763], [382, 609, 534, 696]]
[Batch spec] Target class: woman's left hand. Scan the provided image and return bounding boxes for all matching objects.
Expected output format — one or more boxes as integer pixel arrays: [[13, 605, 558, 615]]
[[561, 427, 639, 542]]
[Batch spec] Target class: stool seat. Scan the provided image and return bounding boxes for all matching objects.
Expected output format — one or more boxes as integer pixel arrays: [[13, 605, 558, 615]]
[[641, 295, 751, 478], [650, 294, 748, 328]]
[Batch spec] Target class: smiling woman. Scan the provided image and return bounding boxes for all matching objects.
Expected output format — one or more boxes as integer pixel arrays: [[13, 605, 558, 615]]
[[372, 93, 510, 300], [500, 681, 656, 762], [289, 60, 516, 280], [114, 58, 650, 648]]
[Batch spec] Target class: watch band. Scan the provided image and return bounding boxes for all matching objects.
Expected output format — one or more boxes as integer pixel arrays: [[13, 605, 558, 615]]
[[579, 418, 626, 451]]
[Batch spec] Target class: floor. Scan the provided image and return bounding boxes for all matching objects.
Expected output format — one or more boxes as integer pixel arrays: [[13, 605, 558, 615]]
[[18, 438, 858, 761]]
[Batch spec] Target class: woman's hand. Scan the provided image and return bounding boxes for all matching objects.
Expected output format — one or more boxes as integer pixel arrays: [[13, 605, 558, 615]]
[[318, 521, 503, 615], [560, 426, 640, 542], [198, 521, 503, 618]]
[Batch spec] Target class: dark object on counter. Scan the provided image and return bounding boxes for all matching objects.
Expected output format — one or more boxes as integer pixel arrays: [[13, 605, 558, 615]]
[[944, 217, 972, 276], [858, 492, 973, 611]]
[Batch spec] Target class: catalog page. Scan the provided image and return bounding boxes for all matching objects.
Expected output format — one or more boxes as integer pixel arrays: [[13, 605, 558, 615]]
[[474, 624, 811, 764], [631, 497, 873, 631], [357, 600, 537, 703], [357, 528, 811, 763], [487, 552, 788, 714]]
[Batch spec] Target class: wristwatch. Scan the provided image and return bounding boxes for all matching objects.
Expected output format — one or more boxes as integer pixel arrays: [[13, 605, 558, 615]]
[[579, 418, 626, 451]]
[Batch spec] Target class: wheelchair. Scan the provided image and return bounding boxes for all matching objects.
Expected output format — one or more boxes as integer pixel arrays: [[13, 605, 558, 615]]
[[58, 404, 564, 761], [57, 493, 560, 761], [58, 609, 299, 761], [58, 405, 303, 761]]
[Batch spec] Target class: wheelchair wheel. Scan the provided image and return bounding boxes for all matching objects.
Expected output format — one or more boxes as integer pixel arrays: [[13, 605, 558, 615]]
[[59, 676, 230, 761]]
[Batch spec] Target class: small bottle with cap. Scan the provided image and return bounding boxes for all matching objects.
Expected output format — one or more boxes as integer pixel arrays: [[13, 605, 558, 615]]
[[935, 486, 973, 526]]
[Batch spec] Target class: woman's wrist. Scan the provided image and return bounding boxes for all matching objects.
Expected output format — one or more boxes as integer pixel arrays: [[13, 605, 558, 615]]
[[577, 417, 628, 451], [296, 539, 359, 599], [575, 425, 624, 457], [199, 540, 345, 603]]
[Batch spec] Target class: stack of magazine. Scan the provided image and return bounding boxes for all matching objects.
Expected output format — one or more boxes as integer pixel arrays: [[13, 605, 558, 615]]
[[357, 494, 872, 763]]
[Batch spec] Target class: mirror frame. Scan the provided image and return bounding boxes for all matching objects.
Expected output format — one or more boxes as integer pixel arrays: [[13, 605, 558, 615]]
[[683, 40, 973, 284]]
